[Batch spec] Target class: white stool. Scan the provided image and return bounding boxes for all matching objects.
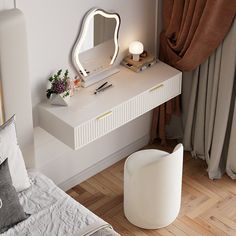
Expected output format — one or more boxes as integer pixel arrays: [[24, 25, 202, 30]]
[[124, 144, 183, 229]]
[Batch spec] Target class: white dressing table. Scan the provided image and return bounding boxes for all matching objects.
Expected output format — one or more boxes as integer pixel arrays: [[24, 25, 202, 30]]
[[38, 62, 182, 150]]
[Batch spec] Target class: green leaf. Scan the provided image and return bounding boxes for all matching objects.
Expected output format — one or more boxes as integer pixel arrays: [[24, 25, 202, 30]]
[[63, 91, 70, 98], [57, 69, 62, 77], [64, 69, 69, 77], [46, 89, 53, 99]]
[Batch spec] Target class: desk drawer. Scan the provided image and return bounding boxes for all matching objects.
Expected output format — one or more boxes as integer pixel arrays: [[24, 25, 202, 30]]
[[75, 110, 114, 148], [75, 96, 143, 149], [75, 75, 181, 149], [144, 74, 181, 111]]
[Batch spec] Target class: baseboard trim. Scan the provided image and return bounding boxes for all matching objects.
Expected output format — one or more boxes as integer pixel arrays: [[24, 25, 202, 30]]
[[59, 135, 149, 191]]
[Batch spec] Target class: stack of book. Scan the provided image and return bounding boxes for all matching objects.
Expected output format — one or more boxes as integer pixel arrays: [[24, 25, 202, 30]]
[[121, 53, 156, 72]]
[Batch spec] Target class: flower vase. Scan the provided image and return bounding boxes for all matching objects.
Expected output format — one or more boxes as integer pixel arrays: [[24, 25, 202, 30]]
[[50, 93, 70, 106]]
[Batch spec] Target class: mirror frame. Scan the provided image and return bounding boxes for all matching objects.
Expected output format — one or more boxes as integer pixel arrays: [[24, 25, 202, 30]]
[[72, 8, 120, 77]]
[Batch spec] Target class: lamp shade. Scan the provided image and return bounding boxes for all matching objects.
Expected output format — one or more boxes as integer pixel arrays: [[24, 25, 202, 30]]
[[129, 41, 144, 55]]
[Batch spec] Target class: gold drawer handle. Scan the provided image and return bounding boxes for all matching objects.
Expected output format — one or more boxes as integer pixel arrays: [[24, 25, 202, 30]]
[[96, 111, 112, 120], [149, 84, 164, 92]]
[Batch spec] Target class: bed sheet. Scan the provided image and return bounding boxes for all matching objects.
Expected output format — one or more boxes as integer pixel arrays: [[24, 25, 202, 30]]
[[1, 172, 119, 236]]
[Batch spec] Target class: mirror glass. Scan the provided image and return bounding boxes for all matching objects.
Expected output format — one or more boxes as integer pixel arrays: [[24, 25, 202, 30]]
[[72, 9, 120, 80], [80, 15, 116, 53]]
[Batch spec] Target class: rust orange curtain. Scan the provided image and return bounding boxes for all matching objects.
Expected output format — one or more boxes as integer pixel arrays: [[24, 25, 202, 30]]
[[151, 0, 236, 144]]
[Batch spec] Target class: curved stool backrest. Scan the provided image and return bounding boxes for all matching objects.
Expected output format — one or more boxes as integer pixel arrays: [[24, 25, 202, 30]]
[[124, 144, 184, 229]]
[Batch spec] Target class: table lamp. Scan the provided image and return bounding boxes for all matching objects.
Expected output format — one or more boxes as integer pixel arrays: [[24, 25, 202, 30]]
[[129, 41, 144, 61]]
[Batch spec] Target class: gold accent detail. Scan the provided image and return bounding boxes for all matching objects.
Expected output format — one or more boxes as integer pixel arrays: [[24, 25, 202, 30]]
[[96, 111, 112, 120], [149, 84, 164, 92]]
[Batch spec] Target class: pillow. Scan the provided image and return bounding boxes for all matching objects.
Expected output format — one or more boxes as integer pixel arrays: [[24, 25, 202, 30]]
[[0, 115, 30, 192], [0, 159, 28, 233]]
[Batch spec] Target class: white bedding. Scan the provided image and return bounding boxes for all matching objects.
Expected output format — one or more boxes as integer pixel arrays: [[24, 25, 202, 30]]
[[1, 172, 119, 236]]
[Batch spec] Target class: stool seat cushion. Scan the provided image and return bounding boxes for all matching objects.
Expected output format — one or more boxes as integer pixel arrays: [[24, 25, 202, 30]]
[[125, 149, 168, 174]]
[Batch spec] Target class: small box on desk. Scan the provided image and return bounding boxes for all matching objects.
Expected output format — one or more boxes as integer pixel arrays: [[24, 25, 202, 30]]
[[121, 53, 157, 72]]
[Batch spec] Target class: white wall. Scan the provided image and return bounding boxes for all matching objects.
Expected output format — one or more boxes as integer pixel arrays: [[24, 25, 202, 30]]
[[0, 0, 14, 9], [0, 6, 35, 168], [1, 0, 157, 187], [16, 0, 156, 125]]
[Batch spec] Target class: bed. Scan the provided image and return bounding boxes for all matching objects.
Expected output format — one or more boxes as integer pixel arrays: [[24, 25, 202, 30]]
[[0, 8, 119, 236], [2, 171, 119, 236]]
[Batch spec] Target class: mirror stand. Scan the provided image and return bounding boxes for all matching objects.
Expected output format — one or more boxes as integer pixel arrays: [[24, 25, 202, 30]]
[[80, 66, 120, 87]]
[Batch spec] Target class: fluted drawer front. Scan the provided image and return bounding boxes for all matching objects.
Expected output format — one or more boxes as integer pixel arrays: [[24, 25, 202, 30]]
[[144, 74, 181, 111], [76, 110, 114, 147], [75, 93, 146, 149], [75, 75, 181, 149]]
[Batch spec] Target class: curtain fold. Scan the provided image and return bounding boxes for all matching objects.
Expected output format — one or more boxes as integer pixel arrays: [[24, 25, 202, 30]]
[[152, 0, 236, 179], [152, 0, 236, 144], [227, 98, 236, 179], [183, 17, 236, 179], [160, 0, 236, 71]]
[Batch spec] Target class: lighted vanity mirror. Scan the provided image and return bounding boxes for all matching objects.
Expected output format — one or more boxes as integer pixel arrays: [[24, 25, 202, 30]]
[[72, 8, 121, 87]]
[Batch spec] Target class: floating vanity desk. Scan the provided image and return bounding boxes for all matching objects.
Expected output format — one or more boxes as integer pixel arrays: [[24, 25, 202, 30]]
[[38, 62, 182, 150]]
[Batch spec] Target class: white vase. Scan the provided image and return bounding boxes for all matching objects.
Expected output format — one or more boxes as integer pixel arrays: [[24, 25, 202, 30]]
[[50, 93, 70, 106]]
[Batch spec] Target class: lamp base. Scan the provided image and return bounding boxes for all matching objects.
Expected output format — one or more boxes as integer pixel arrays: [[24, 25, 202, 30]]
[[132, 54, 140, 61]]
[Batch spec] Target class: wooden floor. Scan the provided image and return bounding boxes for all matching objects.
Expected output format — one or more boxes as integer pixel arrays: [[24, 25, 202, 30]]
[[67, 142, 236, 236]]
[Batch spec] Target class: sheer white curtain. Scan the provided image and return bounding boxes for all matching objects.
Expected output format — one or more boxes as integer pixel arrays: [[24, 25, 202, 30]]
[[182, 18, 236, 179]]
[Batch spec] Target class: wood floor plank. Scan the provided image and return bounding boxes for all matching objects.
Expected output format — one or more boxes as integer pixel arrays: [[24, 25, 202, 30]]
[[187, 198, 220, 219], [195, 216, 230, 235], [79, 181, 99, 194], [67, 142, 236, 236], [94, 173, 122, 194], [93, 195, 123, 216], [179, 216, 215, 236], [113, 214, 155, 236], [173, 218, 202, 236], [102, 202, 123, 218]]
